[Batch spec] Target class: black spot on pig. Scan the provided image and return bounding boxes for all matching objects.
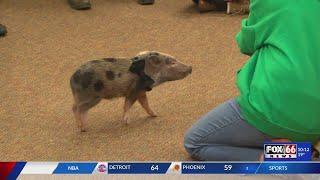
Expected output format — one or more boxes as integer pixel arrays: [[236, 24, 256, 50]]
[[81, 71, 94, 89], [94, 80, 104, 92], [137, 75, 155, 91], [129, 60, 145, 75], [103, 58, 116, 63], [106, 71, 115, 80]]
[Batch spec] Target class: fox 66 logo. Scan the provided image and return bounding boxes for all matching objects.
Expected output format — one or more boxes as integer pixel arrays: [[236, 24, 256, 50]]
[[264, 144, 297, 159]]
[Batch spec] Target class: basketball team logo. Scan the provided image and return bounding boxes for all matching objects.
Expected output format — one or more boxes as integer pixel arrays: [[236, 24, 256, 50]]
[[167, 162, 181, 174], [97, 164, 107, 173], [172, 164, 180, 172]]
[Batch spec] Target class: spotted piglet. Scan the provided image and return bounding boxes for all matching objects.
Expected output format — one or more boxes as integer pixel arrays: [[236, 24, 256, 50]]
[[70, 51, 192, 132]]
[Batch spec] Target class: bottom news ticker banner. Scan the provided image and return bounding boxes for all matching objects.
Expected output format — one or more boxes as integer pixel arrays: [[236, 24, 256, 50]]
[[1, 162, 320, 177]]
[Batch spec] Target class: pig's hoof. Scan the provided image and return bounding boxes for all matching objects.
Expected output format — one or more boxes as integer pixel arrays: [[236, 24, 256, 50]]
[[80, 128, 87, 132], [123, 116, 130, 125], [149, 114, 157, 117], [147, 111, 157, 117]]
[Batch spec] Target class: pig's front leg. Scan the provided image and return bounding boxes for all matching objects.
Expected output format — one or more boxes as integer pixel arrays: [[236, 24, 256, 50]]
[[123, 96, 138, 124], [137, 91, 157, 117]]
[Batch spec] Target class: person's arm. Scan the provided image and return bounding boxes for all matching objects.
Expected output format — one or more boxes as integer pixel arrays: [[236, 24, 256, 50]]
[[235, 0, 264, 56], [236, 0, 279, 56], [236, 18, 256, 56]]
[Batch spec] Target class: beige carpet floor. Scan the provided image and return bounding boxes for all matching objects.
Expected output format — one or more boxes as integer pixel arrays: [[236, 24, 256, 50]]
[[0, 0, 248, 161]]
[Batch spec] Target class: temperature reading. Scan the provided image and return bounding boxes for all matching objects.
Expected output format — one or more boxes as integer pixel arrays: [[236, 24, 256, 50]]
[[224, 165, 232, 171], [151, 165, 159, 171]]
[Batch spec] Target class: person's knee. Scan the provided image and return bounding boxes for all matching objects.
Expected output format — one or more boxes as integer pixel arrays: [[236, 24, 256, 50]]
[[184, 126, 202, 157]]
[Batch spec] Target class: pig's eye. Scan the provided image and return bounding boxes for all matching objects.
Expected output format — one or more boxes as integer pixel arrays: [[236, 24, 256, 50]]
[[166, 59, 176, 65]]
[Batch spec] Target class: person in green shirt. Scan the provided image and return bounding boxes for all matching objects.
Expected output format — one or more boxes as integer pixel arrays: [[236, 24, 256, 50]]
[[184, 0, 320, 160]]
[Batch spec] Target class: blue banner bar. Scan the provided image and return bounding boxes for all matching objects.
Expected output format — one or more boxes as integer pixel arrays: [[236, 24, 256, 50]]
[[181, 162, 320, 174], [53, 163, 97, 174], [108, 163, 171, 174], [257, 163, 320, 174], [181, 163, 260, 174], [47, 162, 320, 174]]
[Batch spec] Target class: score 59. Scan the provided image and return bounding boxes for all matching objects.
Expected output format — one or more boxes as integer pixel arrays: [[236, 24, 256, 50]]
[[224, 165, 232, 171]]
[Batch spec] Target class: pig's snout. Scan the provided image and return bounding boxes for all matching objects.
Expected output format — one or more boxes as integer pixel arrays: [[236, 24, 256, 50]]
[[183, 66, 192, 77], [187, 66, 192, 74]]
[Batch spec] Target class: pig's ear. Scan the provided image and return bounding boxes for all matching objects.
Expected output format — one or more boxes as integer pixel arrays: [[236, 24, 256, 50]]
[[129, 60, 145, 74], [148, 55, 162, 67]]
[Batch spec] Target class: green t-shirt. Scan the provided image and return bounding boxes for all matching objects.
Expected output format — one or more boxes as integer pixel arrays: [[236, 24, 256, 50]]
[[236, 0, 320, 143]]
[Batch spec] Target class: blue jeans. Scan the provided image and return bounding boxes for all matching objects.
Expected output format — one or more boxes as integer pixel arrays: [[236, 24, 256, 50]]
[[184, 99, 272, 161]]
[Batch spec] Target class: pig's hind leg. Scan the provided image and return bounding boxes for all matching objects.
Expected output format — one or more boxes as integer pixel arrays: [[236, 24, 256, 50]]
[[74, 97, 101, 132], [123, 97, 138, 124], [72, 103, 81, 129], [71, 92, 82, 130]]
